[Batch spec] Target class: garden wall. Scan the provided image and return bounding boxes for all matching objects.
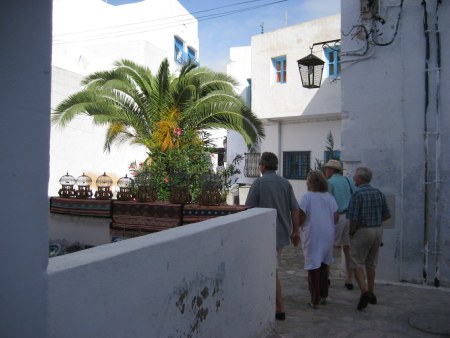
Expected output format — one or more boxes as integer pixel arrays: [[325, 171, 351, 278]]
[[48, 208, 276, 338]]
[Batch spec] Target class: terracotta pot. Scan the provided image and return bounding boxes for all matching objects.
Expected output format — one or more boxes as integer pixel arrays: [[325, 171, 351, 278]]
[[137, 186, 157, 202], [198, 189, 222, 206], [169, 187, 191, 204]]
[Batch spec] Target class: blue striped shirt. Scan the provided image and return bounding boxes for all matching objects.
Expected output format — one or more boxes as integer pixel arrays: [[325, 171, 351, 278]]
[[346, 184, 390, 227]]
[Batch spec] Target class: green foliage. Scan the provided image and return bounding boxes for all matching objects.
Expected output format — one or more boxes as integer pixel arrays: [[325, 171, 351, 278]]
[[314, 131, 337, 172], [200, 173, 223, 191], [53, 58, 264, 202], [137, 135, 213, 202], [52, 58, 265, 153], [218, 154, 243, 194]]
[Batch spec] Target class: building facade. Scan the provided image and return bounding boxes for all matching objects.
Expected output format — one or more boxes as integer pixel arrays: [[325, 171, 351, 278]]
[[341, 0, 449, 286], [227, 14, 342, 199], [50, 0, 199, 195]]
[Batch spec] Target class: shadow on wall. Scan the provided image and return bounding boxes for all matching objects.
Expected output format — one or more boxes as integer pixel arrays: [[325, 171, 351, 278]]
[[303, 79, 341, 116]]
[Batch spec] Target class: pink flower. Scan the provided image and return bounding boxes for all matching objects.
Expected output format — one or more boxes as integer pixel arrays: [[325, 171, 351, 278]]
[[174, 128, 182, 137], [139, 162, 143, 167], [129, 164, 135, 169], [164, 177, 169, 183], [132, 172, 137, 176]]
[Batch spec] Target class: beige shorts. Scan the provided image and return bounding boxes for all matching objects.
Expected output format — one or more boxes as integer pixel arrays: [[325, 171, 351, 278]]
[[350, 226, 383, 269], [334, 214, 350, 247]]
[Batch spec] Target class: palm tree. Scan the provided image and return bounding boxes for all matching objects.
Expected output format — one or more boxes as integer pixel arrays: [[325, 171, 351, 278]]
[[52, 58, 264, 153]]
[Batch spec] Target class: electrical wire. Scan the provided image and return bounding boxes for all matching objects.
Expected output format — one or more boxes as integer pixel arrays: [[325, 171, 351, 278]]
[[56, 0, 271, 37], [421, 0, 430, 286], [371, 0, 404, 46], [53, 0, 287, 44], [433, 0, 442, 288], [340, 24, 370, 57]]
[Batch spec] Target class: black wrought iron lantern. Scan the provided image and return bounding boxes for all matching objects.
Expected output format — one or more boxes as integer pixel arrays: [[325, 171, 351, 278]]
[[95, 172, 113, 200], [58, 172, 76, 198], [75, 173, 93, 199], [116, 174, 134, 201], [297, 52, 325, 89]]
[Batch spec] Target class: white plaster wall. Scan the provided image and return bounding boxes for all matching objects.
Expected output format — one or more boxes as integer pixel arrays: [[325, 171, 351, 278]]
[[52, 0, 199, 75], [0, 1, 51, 337], [50, 67, 149, 196], [226, 16, 342, 200], [262, 119, 342, 200], [227, 46, 252, 91], [49, 213, 111, 246], [251, 15, 341, 120], [226, 47, 257, 184], [341, 0, 450, 286], [48, 208, 276, 338]]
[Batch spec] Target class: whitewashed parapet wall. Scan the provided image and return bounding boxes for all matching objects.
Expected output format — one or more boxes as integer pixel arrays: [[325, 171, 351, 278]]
[[50, 0, 199, 196], [48, 209, 276, 338], [341, 0, 449, 286], [0, 1, 51, 337]]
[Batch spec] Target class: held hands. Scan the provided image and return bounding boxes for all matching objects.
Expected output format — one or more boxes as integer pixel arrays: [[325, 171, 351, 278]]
[[291, 231, 300, 247]]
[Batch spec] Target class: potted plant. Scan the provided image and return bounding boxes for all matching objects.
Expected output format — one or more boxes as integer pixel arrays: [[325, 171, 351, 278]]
[[168, 170, 192, 204], [198, 173, 223, 206], [217, 154, 243, 203], [129, 161, 157, 202]]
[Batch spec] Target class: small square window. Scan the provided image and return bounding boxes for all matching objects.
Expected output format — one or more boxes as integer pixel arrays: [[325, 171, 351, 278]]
[[174, 36, 185, 64], [187, 47, 196, 62], [272, 56, 287, 83], [324, 47, 341, 78], [282, 151, 310, 180], [244, 152, 260, 177], [324, 150, 341, 163]]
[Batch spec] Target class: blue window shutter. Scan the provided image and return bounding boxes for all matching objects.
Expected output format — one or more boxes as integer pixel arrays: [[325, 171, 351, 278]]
[[272, 56, 286, 83]]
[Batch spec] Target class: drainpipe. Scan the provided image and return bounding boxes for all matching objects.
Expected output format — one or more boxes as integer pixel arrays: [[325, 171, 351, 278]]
[[277, 120, 282, 163], [421, 0, 430, 285], [433, 0, 442, 288]]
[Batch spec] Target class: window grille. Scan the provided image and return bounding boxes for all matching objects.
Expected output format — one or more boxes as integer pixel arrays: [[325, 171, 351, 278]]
[[282, 151, 310, 180], [244, 152, 261, 177]]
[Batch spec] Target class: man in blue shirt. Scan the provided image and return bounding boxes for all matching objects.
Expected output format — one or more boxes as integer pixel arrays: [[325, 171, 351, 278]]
[[245, 152, 300, 321], [347, 166, 390, 310], [324, 159, 355, 290]]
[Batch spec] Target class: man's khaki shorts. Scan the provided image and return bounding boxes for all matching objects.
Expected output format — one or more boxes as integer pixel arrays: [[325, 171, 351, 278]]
[[334, 214, 350, 247], [350, 226, 383, 269]]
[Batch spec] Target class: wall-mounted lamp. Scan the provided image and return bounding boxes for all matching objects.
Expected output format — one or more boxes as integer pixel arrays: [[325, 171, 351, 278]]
[[297, 39, 341, 89], [297, 51, 325, 89]]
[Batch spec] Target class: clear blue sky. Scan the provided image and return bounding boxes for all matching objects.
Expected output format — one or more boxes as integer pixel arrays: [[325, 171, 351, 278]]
[[107, 0, 340, 72]]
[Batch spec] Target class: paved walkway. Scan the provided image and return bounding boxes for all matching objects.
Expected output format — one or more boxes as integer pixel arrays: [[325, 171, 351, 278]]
[[266, 245, 450, 338]]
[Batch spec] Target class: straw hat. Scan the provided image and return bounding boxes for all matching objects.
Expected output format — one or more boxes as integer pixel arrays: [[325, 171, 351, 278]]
[[324, 159, 342, 171]]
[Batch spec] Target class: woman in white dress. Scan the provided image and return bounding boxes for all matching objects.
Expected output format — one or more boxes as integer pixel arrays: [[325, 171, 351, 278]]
[[299, 170, 339, 308]]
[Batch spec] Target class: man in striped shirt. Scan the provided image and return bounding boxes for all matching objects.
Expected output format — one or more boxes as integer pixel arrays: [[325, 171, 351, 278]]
[[347, 166, 391, 311]]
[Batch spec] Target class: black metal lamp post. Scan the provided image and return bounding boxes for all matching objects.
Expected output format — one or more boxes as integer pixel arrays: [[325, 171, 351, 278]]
[[297, 52, 325, 89]]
